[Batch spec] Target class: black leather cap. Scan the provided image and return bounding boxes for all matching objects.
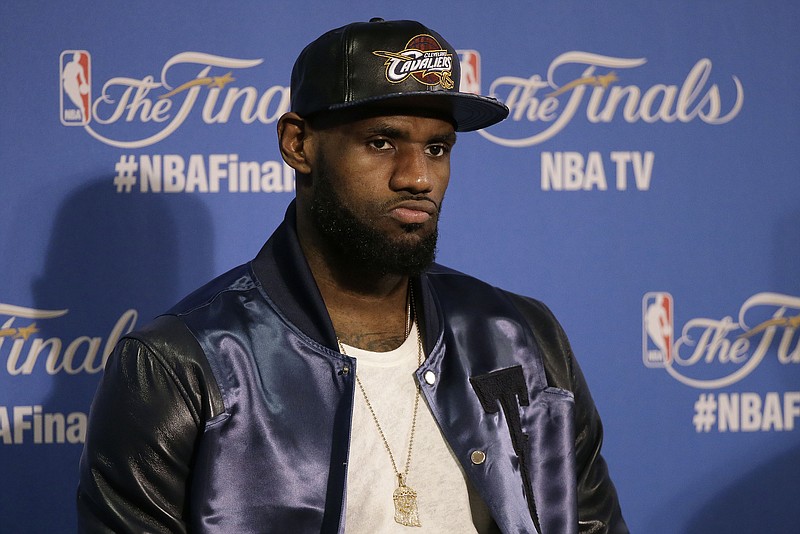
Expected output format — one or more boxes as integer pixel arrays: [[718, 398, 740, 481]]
[[290, 18, 509, 132]]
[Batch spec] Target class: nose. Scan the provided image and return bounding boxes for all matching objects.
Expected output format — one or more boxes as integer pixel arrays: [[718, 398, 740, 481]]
[[390, 147, 433, 194]]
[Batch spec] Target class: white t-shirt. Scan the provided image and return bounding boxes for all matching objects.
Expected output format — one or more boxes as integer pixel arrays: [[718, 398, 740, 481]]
[[342, 322, 493, 533]]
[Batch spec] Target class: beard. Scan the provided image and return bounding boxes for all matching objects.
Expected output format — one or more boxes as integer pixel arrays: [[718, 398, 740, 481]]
[[309, 161, 440, 277]]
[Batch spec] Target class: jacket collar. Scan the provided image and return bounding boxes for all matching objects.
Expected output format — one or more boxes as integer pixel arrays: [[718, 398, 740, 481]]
[[250, 200, 441, 354], [251, 201, 338, 349]]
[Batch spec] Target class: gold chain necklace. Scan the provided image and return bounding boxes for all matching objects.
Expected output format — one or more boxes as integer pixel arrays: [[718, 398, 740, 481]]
[[337, 284, 423, 527]]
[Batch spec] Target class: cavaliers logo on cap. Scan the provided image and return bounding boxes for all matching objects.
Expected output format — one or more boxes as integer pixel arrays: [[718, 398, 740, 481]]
[[373, 34, 455, 89]]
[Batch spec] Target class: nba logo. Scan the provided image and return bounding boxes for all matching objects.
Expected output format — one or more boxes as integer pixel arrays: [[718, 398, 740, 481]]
[[60, 50, 91, 125], [457, 50, 481, 95], [643, 292, 673, 367]]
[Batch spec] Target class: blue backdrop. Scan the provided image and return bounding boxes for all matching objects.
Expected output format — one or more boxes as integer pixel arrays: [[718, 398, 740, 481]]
[[2, 1, 798, 532]]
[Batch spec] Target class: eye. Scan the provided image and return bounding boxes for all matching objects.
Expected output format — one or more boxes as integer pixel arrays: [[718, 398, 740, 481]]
[[425, 144, 450, 157], [368, 139, 393, 151]]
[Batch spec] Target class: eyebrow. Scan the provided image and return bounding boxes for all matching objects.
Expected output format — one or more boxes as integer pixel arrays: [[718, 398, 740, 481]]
[[364, 124, 457, 145]]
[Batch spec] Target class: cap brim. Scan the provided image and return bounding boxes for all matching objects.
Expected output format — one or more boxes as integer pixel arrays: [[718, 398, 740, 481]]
[[327, 91, 509, 132]]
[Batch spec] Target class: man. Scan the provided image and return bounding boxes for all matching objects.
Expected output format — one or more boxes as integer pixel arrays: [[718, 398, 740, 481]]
[[78, 18, 627, 533]]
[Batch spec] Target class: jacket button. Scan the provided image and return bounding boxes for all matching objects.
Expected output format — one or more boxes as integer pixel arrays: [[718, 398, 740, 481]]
[[424, 371, 436, 385], [471, 450, 487, 465]]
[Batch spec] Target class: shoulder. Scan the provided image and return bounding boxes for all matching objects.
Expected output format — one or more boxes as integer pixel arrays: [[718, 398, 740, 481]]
[[166, 262, 258, 316], [499, 291, 575, 391], [424, 264, 574, 391], [424, 263, 561, 333], [114, 314, 225, 424], [423, 262, 509, 302]]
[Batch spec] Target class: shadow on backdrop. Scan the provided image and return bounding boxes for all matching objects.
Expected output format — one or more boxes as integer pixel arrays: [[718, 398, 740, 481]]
[[2, 178, 214, 533]]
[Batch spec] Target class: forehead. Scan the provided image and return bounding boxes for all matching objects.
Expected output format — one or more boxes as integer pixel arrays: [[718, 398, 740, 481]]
[[311, 109, 456, 140], [310, 103, 456, 130]]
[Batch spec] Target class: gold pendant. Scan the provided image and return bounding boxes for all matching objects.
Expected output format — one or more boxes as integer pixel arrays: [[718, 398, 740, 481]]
[[392, 479, 421, 527]]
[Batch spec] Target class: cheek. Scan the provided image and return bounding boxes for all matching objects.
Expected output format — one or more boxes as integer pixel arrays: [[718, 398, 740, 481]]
[[432, 160, 451, 195], [340, 160, 395, 196]]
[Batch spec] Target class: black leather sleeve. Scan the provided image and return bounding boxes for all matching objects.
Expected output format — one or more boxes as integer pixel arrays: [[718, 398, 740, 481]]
[[77, 315, 224, 533], [504, 292, 629, 534]]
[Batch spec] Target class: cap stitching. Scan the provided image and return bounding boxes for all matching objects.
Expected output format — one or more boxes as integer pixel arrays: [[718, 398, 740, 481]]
[[342, 25, 352, 104]]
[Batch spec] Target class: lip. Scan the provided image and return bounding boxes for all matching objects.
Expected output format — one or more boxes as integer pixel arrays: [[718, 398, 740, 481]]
[[387, 199, 437, 224]]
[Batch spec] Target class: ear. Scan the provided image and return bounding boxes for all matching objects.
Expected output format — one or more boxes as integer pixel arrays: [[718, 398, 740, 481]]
[[277, 112, 313, 175]]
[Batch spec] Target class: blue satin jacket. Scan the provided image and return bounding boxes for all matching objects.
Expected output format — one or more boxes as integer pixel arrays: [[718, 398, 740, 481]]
[[78, 204, 627, 533]]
